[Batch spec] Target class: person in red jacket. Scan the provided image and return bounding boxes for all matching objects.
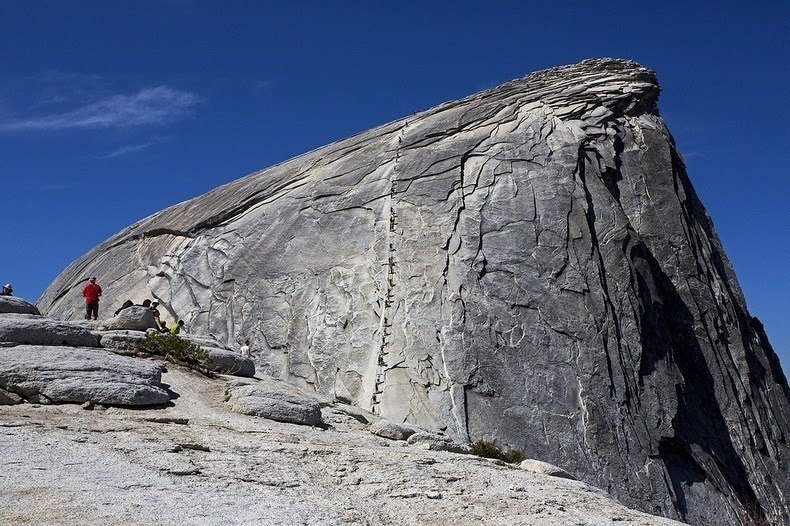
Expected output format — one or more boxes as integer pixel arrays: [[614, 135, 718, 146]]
[[82, 276, 103, 320]]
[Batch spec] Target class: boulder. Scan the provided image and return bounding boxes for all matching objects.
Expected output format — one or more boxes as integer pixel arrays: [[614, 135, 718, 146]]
[[519, 459, 576, 480], [406, 432, 469, 453], [181, 334, 234, 351], [0, 386, 23, 404], [0, 314, 98, 347], [206, 347, 255, 377], [97, 330, 148, 353], [225, 380, 322, 426], [369, 419, 420, 441], [0, 296, 41, 315], [100, 306, 157, 331], [0, 345, 169, 406], [328, 402, 374, 425]]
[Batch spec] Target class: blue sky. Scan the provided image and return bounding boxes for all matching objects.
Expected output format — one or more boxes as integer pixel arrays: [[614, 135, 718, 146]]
[[1, 2, 788, 372]]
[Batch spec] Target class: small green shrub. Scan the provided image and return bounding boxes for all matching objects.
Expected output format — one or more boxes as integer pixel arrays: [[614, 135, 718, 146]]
[[469, 440, 525, 464], [135, 332, 212, 370]]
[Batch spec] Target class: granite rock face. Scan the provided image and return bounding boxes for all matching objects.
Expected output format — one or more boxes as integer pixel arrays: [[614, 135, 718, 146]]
[[39, 59, 790, 525]]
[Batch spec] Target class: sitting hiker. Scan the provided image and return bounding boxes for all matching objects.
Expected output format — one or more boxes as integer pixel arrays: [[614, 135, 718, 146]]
[[1, 283, 12, 296], [150, 301, 166, 332], [170, 320, 185, 335]]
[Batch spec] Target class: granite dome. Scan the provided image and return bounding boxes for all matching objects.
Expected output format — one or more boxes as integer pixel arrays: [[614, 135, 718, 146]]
[[40, 58, 790, 525]]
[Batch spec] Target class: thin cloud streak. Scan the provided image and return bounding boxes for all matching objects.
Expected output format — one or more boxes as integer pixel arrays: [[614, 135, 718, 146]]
[[0, 86, 201, 131], [101, 141, 156, 159], [682, 151, 709, 160]]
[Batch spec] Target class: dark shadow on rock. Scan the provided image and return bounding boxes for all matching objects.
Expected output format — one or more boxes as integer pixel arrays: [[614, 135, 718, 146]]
[[656, 435, 707, 517], [637, 231, 762, 523], [746, 316, 789, 398], [124, 400, 177, 410], [161, 382, 180, 401]]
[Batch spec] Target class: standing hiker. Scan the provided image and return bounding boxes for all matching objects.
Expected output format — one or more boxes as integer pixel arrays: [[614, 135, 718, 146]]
[[240, 339, 253, 359], [82, 276, 103, 320]]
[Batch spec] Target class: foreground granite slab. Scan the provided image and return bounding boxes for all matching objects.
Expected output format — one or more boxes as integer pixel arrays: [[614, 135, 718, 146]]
[[0, 345, 169, 406], [0, 366, 686, 526]]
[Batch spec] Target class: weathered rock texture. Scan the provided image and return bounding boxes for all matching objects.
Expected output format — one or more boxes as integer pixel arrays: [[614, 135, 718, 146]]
[[225, 378, 323, 426], [0, 346, 169, 406], [99, 305, 157, 331], [520, 459, 576, 480], [1, 366, 686, 526], [39, 59, 790, 525], [0, 314, 99, 347]]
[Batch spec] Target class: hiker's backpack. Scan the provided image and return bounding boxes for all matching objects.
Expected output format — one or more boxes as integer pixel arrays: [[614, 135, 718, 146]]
[[114, 299, 134, 316]]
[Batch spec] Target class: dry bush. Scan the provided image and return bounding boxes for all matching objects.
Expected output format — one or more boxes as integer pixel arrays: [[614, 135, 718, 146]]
[[469, 440, 525, 464]]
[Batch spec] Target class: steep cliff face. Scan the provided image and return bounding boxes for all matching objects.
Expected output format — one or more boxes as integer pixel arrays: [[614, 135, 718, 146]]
[[40, 59, 789, 525]]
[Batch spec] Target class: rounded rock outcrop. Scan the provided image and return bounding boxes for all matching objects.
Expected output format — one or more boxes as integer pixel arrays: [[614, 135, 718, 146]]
[[225, 379, 322, 426], [0, 345, 169, 406], [205, 347, 255, 378], [0, 296, 41, 316], [0, 314, 98, 347], [100, 306, 157, 331]]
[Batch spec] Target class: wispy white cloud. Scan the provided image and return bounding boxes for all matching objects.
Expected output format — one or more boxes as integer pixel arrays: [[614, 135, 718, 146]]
[[0, 86, 201, 132], [681, 151, 709, 160], [101, 141, 157, 159]]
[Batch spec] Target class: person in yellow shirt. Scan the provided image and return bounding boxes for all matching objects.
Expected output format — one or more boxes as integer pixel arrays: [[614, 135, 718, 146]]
[[170, 319, 185, 335]]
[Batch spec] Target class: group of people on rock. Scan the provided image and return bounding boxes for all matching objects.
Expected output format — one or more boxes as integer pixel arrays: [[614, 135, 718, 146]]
[[4, 275, 253, 359], [120, 298, 185, 334], [87, 277, 255, 357], [82, 276, 184, 333]]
